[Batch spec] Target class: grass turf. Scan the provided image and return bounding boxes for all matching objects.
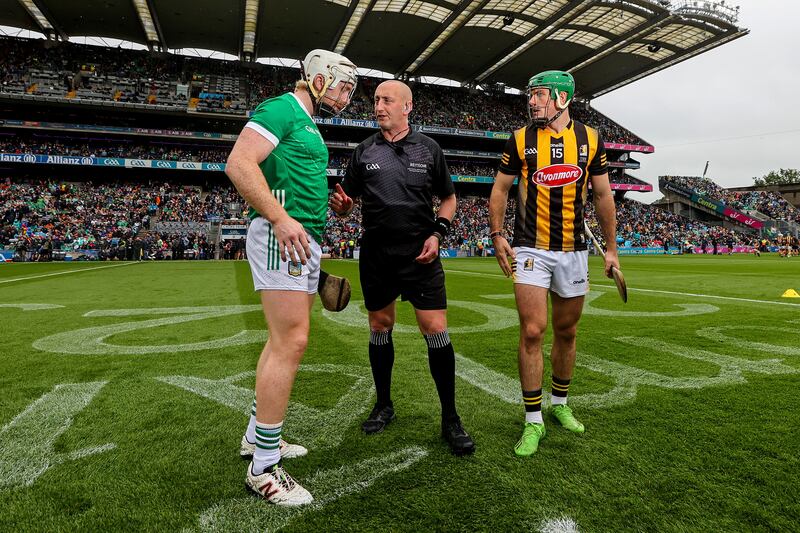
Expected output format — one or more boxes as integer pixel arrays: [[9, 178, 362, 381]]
[[1, 255, 798, 531]]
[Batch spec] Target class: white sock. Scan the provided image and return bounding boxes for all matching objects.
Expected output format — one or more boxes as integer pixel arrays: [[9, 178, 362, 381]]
[[252, 421, 282, 473], [525, 411, 543, 424], [551, 395, 567, 406], [245, 397, 257, 443]]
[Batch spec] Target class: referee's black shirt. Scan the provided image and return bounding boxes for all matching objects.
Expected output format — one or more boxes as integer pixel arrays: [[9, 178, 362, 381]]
[[341, 130, 455, 247]]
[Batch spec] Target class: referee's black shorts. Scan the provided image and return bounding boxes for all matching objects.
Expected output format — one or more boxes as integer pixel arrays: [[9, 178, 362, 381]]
[[359, 238, 447, 312]]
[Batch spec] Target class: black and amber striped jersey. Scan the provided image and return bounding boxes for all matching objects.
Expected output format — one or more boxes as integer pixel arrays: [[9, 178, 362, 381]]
[[498, 120, 607, 251]]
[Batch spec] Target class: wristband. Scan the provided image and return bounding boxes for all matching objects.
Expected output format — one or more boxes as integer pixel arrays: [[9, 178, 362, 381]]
[[434, 217, 450, 238], [489, 231, 503, 240]]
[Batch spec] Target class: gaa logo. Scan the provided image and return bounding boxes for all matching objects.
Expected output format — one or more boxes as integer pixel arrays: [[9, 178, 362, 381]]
[[532, 164, 583, 188], [366, 163, 380, 171]]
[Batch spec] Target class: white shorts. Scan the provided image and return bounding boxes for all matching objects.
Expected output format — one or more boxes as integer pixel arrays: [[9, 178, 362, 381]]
[[513, 247, 589, 298], [246, 217, 321, 293]]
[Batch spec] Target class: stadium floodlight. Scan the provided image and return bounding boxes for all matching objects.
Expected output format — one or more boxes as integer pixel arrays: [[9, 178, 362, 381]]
[[647, 42, 661, 52], [585, 225, 628, 303], [502, 14, 515, 26]]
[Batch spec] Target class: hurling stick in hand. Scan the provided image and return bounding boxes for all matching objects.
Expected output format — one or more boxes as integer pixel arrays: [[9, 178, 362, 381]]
[[585, 225, 627, 303]]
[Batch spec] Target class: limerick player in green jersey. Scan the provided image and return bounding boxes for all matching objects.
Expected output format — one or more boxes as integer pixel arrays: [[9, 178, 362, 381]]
[[225, 49, 357, 506]]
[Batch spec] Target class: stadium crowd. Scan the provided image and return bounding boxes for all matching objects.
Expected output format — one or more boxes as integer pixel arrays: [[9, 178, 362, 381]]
[[1, 36, 649, 145], [585, 198, 758, 252], [0, 135, 231, 163], [662, 176, 800, 224], [3, 176, 787, 262]]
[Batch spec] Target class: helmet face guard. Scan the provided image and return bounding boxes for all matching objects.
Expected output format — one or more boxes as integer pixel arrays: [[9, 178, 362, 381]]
[[300, 49, 358, 117], [525, 70, 574, 128]]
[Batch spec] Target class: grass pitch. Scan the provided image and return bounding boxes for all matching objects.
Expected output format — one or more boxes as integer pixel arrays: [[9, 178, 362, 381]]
[[1, 255, 799, 532]]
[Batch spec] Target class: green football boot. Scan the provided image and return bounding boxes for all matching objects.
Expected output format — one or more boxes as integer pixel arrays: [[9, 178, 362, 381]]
[[514, 422, 546, 457], [551, 404, 585, 433]]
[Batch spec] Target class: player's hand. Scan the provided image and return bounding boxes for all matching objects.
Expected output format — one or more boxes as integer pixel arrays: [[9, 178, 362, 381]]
[[604, 249, 620, 278], [493, 236, 516, 277], [415, 235, 440, 264], [272, 214, 311, 265], [330, 183, 353, 216]]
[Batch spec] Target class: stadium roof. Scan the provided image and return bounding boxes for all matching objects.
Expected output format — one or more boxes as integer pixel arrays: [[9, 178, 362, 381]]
[[0, 0, 748, 98]]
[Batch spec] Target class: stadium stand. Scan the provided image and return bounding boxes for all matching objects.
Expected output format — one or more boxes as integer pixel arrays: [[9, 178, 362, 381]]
[[2, 175, 772, 262], [0, 36, 647, 146], [661, 176, 800, 224]]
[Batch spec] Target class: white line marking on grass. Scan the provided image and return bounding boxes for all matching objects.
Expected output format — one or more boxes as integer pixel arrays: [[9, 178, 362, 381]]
[[323, 299, 517, 334], [33, 305, 265, 355], [453, 326, 799, 410], [588, 283, 800, 308], [446, 269, 506, 279], [447, 268, 800, 308], [695, 325, 800, 356], [0, 381, 114, 490], [581, 291, 719, 317], [539, 516, 580, 533], [454, 352, 529, 406], [194, 446, 428, 533], [156, 364, 373, 450], [479, 292, 719, 317], [0, 304, 64, 311], [0, 262, 136, 285], [618, 336, 799, 375]]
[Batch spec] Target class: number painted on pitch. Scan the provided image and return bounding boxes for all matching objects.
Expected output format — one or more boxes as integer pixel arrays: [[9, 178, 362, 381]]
[[322, 299, 518, 333], [0, 382, 115, 490], [156, 365, 373, 450], [33, 305, 266, 355]]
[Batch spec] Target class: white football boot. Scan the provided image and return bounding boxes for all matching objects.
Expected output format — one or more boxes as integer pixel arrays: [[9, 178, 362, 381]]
[[245, 461, 313, 506]]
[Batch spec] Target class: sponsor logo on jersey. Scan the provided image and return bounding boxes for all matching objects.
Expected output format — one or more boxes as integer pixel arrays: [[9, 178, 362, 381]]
[[532, 164, 583, 188]]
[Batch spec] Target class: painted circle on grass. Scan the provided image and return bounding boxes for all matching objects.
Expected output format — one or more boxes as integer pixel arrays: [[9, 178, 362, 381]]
[[322, 299, 517, 334]]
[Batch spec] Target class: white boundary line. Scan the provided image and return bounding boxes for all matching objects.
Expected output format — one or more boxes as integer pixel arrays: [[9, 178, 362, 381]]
[[0, 262, 136, 285], [444, 268, 800, 308]]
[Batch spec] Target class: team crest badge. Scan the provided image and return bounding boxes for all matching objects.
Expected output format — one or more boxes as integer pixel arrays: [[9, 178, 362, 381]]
[[580, 144, 588, 157], [288, 261, 302, 277], [524, 258, 534, 271]]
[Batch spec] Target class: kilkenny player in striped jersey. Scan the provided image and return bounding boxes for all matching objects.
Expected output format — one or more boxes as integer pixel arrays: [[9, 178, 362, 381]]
[[488, 71, 620, 457]]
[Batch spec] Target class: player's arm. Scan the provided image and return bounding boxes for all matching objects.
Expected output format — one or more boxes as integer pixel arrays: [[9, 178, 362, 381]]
[[225, 127, 310, 264], [588, 132, 618, 277], [489, 171, 517, 277]]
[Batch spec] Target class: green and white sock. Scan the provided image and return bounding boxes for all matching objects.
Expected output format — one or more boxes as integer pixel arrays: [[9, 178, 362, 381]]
[[253, 421, 282, 473]]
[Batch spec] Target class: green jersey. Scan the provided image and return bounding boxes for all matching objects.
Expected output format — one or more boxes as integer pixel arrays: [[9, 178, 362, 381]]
[[245, 92, 329, 242]]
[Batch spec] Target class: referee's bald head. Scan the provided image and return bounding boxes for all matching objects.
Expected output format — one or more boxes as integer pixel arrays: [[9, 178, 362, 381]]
[[374, 80, 413, 131]]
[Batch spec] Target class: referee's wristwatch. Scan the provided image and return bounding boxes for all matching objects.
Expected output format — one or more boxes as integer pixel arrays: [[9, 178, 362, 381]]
[[432, 217, 450, 242]]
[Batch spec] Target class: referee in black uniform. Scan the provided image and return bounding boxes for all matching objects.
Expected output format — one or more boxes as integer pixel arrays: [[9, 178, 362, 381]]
[[330, 80, 474, 455]]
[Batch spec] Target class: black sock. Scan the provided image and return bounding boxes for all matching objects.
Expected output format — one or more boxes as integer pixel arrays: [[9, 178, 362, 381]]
[[369, 329, 394, 408], [424, 330, 457, 421]]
